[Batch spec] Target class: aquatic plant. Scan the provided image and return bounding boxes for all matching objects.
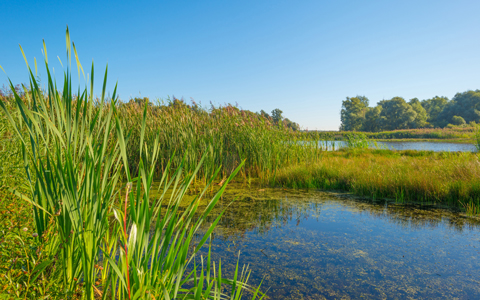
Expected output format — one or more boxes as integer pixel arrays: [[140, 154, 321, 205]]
[[343, 132, 375, 149], [363, 127, 475, 141], [116, 99, 325, 182], [474, 125, 480, 152], [271, 149, 480, 214], [0, 28, 264, 299]]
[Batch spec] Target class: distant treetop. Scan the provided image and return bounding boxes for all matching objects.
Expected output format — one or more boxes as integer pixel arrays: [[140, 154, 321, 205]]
[[340, 89, 480, 131]]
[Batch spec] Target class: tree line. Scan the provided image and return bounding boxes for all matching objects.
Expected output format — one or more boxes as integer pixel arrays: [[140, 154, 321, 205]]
[[340, 89, 480, 131]]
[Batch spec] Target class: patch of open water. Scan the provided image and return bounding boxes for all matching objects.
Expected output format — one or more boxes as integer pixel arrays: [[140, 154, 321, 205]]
[[194, 185, 480, 299], [319, 140, 477, 152]]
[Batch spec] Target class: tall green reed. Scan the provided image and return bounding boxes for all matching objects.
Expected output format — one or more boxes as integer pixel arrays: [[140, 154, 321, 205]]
[[343, 132, 375, 149], [0, 28, 263, 299], [474, 125, 480, 152], [117, 99, 325, 182]]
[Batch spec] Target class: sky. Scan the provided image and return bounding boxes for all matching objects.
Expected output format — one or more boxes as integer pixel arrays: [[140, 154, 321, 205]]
[[1, 0, 479, 130]]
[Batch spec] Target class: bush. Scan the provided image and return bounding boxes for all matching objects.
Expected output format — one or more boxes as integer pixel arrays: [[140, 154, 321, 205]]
[[452, 115, 466, 126]]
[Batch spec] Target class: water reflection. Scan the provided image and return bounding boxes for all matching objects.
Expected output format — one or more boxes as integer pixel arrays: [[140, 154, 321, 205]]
[[319, 140, 477, 152], [192, 184, 480, 299]]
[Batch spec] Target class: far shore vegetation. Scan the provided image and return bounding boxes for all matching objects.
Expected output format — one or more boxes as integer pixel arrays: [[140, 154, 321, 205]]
[[340, 93, 480, 131], [307, 126, 479, 143]]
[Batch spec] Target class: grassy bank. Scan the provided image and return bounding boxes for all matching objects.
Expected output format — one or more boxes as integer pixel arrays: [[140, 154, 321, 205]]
[[270, 149, 480, 215], [364, 127, 477, 141], [373, 138, 475, 144], [309, 127, 478, 143]]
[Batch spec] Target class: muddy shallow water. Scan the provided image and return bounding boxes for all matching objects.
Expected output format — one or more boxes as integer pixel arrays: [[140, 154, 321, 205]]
[[191, 184, 480, 299]]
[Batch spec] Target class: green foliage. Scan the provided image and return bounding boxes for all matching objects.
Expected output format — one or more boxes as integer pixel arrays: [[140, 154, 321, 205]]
[[452, 115, 466, 126], [378, 97, 417, 130], [0, 28, 264, 299], [118, 102, 321, 182], [408, 98, 428, 128], [343, 132, 372, 149], [271, 108, 283, 124], [340, 96, 369, 131], [475, 126, 480, 152], [340, 91, 480, 132], [362, 106, 382, 132], [421, 96, 449, 126], [437, 90, 480, 126], [364, 127, 475, 141]]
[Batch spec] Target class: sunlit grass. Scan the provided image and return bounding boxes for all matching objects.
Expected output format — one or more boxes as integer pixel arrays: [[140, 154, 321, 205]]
[[270, 149, 480, 215], [116, 99, 327, 182], [0, 28, 265, 299]]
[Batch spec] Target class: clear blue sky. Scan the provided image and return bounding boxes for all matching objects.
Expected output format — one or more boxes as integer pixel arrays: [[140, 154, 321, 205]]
[[1, 0, 479, 130]]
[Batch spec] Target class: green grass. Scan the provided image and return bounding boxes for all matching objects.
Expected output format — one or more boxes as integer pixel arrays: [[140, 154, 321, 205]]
[[269, 149, 480, 215], [306, 127, 478, 143], [116, 99, 327, 183], [359, 127, 476, 141], [0, 28, 264, 299]]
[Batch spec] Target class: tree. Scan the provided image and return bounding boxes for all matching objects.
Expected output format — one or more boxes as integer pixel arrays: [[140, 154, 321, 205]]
[[362, 106, 382, 132], [408, 98, 428, 128], [421, 96, 449, 126], [451, 115, 466, 126], [340, 96, 369, 131], [437, 90, 480, 126], [271, 108, 284, 124], [378, 97, 417, 130], [260, 110, 270, 119], [284, 118, 300, 131]]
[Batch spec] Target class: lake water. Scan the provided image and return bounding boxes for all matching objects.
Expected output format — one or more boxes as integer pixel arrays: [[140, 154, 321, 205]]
[[319, 140, 477, 152], [195, 185, 480, 299]]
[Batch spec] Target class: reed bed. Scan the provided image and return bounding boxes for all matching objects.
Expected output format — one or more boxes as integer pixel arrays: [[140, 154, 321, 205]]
[[0, 93, 328, 184], [0, 29, 265, 299], [117, 99, 326, 181], [270, 149, 480, 214]]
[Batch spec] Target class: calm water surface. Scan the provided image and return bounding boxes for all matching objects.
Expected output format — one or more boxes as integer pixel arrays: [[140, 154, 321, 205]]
[[194, 185, 480, 299], [319, 140, 477, 152]]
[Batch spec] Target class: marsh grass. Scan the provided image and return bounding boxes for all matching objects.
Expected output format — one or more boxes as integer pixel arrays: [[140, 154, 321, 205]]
[[270, 149, 480, 214], [0, 28, 264, 299], [364, 127, 477, 140], [117, 100, 326, 183], [343, 132, 375, 149], [474, 125, 480, 152]]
